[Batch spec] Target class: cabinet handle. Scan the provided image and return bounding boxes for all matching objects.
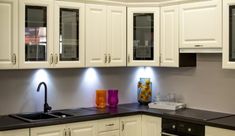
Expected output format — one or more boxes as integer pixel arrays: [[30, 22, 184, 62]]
[[105, 123, 114, 127], [64, 129, 67, 136], [54, 54, 58, 64], [108, 54, 111, 63], [104, 54, 107, 63], [49, 53, 53, 64], [122, 121, 124, 131], [68, 128, 71, 136], [194, 45, 203, 47], [12, 53, 16, 65], [128, 54, 130, 63]]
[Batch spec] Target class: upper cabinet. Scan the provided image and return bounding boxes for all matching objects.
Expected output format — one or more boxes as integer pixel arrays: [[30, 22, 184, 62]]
[[86, 4, 126, 67], [160, 5, 179, 67], [223, 0, 235, 69], [54, 1, 85, 68], [19, 0, 54, 69], [127, 7, 160, 67], [0, 0, 18, 69], [179, 0, 222, 50]]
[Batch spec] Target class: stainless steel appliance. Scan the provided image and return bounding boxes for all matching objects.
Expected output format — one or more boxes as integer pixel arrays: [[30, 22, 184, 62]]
[[161, 118, 205, 136]]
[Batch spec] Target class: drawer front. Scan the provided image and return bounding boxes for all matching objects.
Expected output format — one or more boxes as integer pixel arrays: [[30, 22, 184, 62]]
[[98, 118, 120, 132]]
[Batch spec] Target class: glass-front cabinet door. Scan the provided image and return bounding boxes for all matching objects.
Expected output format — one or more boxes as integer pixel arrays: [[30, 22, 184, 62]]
[[223, 0, 235, 69], [127, 7, 160, 66], [19, 0, 53, 68], [54, 1, 84, 68]]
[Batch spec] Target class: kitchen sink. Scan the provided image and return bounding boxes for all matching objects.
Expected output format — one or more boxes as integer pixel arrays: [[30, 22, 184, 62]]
[[10, 111, 74, 122]]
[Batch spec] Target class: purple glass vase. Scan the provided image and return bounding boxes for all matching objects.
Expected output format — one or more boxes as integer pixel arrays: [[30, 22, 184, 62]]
[[108, 89, 119, 108]]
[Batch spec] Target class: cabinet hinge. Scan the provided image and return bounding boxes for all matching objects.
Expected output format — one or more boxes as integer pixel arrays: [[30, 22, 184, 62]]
[[12, 53, 16, 65]]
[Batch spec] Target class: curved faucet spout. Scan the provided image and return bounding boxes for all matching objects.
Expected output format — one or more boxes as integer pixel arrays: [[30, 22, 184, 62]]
[[37, 82, 52, 113]]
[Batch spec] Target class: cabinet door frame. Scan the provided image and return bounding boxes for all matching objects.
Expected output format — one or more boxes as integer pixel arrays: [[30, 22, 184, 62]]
[[85, 4, 107, 67], [120, 115, 141, 136], [160, 5, 179, 67], [30, 125, 65, 136], [127, 7, 160, 67], [223, 0, 235, 69], [107, 5, 126, 67], [141, 115, 161, 136], [179, 0, 222, 49], [67, 121, 97, 136], [19, 0, 54, 69], [54, 1, 85, 68], [0, 0, 18, 69]]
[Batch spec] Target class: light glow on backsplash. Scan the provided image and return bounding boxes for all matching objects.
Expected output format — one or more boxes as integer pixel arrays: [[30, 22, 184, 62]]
[[32, 69, 50, 84]]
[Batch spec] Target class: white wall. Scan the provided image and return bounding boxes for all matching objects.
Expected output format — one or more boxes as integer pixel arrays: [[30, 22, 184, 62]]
[[0, 54, 235, 115]]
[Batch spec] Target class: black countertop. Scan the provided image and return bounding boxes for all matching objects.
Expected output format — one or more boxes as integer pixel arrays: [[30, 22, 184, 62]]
[[0, 103, 234, 131]]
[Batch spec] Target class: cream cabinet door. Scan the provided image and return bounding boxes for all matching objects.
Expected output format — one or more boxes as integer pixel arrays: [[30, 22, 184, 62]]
[[107, 6, 126, 67], [127, 7, 160, 67], [142, 115, 161, 136], [160, 5, 179, 67], [0, 129, 29, 136], [120, 115, 141, 136], [68, 121, 97, 136], [19, 0, 54, 69], [179, 0, 222, 48], [54, 1, 85, 68], [86, 4, 107, 67], [0, 0, 18, 69], [98, 130, 119, 136], [205, 126, 235, 136], [31, 125, 65, 136]]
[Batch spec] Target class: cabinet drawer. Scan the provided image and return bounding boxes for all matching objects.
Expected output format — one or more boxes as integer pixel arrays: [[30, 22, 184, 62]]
[[98, 118, 119, 132]]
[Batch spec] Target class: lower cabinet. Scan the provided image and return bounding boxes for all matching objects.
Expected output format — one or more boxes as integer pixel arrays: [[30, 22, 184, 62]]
[[0, 129, 29, 136], [98, 130, 119, 136], [120, 115, 141, 136], [142, 115, 161, 136], [205, 126, 235, 136], [31, 121, 97, 136]]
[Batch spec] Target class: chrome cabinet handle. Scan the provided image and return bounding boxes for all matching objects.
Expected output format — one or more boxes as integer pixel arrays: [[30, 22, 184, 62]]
[[128, 54, 130, 63], [54, 54, 58, 64], [12, 53, 16, 65], [49, 53, 53, 64], [194, 45, 203, 47], [105, 123, 114, 127], [68, 128, 71, 136], [104, 54, 107, 63], [108, 54, 111, 63], [64, 129, 67, 136], [121, 121, 124, 131], [161, 132, 179, 136]]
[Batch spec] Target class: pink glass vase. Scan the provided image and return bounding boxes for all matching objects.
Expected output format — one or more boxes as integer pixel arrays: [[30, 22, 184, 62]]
[[108, 89, 119, 108]]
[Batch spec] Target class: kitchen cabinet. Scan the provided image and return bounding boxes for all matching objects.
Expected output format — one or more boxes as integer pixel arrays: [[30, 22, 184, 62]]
[[19, 0, 54, 69], [97, 118, 120, 136], [142, 115, 161, 136], [54, 1, 85, 68], [68, 121, 97, 136], [86, 4, 126, 67], [179, 0, 222, 50], [0, 129, 29, 136], [127, 7, 160, 66], [160, 5, 179, 67], [31, 121, 97, 136], [0, 0, 18, 69], [205, 126, 235, 136], [98, 130, 119, 136], [120, 115, 141, 136], [223, 0, 235, 69]]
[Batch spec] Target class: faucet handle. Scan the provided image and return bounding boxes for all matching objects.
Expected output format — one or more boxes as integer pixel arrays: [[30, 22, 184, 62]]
[[44, 103, 52, 113]]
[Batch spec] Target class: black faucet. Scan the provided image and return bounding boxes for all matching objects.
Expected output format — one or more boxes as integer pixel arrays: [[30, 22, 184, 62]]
[[37, 82, 52, 113]]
